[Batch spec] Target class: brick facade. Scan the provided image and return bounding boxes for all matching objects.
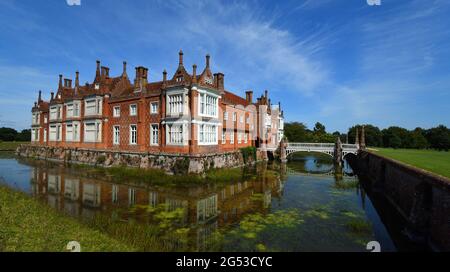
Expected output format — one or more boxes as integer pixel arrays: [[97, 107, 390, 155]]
[[31, 51, 284, 155]]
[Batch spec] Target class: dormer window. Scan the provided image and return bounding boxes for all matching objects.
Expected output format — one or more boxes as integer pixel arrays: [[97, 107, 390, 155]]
[[176, 76, 183, 82], [95, 83, 100, 90]]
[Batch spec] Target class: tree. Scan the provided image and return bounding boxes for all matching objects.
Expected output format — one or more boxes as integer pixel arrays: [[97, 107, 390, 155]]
[[410, 128, 428, 149], [426, 125, 450, 151], [16, 129, 31, 142], [0, 127, 18, 141], [348, 124, 383, 147], [284, 122, 312, 142], [382, 126, 410, 148], [313, 122, 326, 135]]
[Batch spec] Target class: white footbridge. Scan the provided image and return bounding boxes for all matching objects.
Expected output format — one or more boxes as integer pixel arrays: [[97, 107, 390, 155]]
[[285, 143, 358, 159]]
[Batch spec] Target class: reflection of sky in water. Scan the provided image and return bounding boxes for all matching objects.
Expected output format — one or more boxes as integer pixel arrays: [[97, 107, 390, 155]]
[[0, 154, 400, 252], [0, 157, 33, 193]]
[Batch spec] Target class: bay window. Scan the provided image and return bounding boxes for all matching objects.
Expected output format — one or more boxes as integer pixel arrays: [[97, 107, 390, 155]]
[[167, 124, 184, 144], [199, 92, 218, 117], [84, 97, 102, 116], [84, 121, 102, 143], [168, 94, 184, 115], [199, 124, 218, 145]]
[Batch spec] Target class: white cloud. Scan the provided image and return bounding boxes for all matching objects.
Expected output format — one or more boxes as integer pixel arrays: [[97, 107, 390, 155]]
[[66, 0, 81, 6]]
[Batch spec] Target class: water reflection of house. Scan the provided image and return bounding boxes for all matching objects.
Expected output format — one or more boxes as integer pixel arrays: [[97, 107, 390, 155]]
[[30, 164, 283, 250]]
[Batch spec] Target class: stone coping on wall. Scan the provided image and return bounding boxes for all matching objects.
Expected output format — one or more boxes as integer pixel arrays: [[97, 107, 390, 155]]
[[23, 144, 242, 158], [364, 150, 450, 190]]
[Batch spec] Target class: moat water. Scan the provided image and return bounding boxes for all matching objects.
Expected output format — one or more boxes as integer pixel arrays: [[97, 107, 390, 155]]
[[0, 152, 423, 252]]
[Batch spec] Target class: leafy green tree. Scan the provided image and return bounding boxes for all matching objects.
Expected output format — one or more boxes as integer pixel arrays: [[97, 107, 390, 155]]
[[382, 126, 410, 148], [348, 124, 383, 147], [0, 127, 18, 141], [284, 122, 312, 142], [16, 129, 31, 142], [313, 122, 326, 135], [410, 128, 428, 149], [389, 135, 402, 149], [426, 125, 450, 151]]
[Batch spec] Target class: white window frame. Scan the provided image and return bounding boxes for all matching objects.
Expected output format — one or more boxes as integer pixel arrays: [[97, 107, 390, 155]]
[[223, 111, 228, 121], [230, 132, 234, 144], [150, 102, 158, 114], [129, 104, 137, 116], [113, 125, 120, 145], [198, 91, 219, 118], [167, 93, 184, 115], [198, 123, 218, 145], [166, 122, 187, 146], [150, 124, 159, 146], [83, 121, 102, 143], [129, 124, 137, 145], [113, 106, 121, 117], [233, 112, 237, 122]]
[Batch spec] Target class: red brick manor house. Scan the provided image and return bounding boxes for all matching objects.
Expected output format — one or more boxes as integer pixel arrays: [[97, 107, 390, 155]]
[[31, 51, 284, 155]]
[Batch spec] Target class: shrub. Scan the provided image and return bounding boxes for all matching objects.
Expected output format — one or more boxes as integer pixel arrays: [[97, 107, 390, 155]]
[[240, 146, 257, 164]]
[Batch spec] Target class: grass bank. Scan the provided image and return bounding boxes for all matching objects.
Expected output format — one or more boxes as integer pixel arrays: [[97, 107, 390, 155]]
[[0, 186, 134, 252], [0, 141, 29, 151], [371, 148, 450, 178]]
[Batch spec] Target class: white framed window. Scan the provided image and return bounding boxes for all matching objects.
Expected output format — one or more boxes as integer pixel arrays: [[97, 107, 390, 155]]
[[199, 92, 218, 117], [73, 102, 80, 117], [230, 132, 234, 144], [222, 130, 226, 144], [31, 128, 39, 142], [244, 133, 248, 144], [113, 126, 120, 145], [84, 97, 102, 116], [113, 106, 120, 117], [168, 94, 183, 115], [32, 112, 40, 125], [66, 103, 73, 118], [223, 111, 228, 121], [150, 124, 159, 146], [66, 124, 73, 142], [129, 125, 137, 145], [150, 102, 158, 114], [50, 105, 62, 120], [84, 121, 101, 142], [237, 132, 242, 144], [167, 124, 184, 144], [129, 104, 137, 116], [233, 112, 237, 122], [43, 128, 47, 142], [44, 116, 48, 124], [199, 124, 218, 145], [239, 115, 244, 123]]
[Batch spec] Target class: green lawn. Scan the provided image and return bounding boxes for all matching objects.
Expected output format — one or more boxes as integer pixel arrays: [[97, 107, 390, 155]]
[[0, 141, 29, 151], [0, 186, 134, 252], [371, 148, 450, 179]]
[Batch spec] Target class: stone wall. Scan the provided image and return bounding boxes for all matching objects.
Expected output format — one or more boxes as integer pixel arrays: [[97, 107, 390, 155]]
[[16, 145, 257, 174], [353, 151, 450, 251]]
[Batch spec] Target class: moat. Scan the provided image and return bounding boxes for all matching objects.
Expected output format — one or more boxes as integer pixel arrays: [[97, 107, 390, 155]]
[[0, 152, 424, 252]]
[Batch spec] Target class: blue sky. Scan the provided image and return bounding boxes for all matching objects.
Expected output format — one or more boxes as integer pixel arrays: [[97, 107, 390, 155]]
[[0, 0, 449, 132]]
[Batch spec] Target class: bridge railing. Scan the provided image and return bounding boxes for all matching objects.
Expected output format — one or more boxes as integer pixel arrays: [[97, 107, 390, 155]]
[[286, 143, 335, 149], [341, 144, 358, 150]]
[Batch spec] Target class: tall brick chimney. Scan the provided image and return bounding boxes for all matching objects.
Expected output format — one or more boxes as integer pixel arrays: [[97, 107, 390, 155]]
[[64, 78, 72, 88], [245, 90, 253, 103], [101, 66, 110, 78], [58, 74, 63, 89], [134, 66, 148, 89], [192, 64, 197, 84], [179, 50, 184, 66], [214, 73, 224, 90]]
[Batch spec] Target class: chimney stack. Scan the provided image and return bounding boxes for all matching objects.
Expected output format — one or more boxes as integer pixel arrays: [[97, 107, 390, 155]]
[[64, 78, 72, 88], [134, 66, 148, 88], [122, 61, 127, 77], [75, 71, 79, 87], [245, 90, 253, 103], [179, 50, 184, 66], [205, 54, 210, 68], [38, 90, 42, 102], [96, 60, 100, 76], [265, 90, 268, 98], [58, 74, 63, 89], [101, 66, 110, 78], [51, 92, 54, 100], [214, 73, 224, 90], [192, 64, 197, 83]]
